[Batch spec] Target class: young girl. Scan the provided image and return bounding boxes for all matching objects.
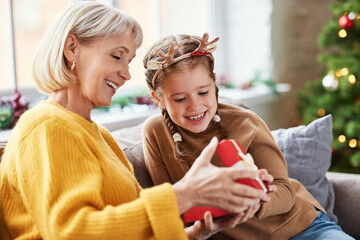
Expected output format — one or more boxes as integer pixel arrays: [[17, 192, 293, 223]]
[[142, 33, 354, 240]]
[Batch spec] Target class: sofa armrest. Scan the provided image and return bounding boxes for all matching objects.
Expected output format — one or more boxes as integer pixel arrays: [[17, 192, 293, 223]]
[[326, 172, 360, 239]]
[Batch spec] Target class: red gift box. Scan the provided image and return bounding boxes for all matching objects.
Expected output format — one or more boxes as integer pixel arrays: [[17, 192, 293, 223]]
[[183, 206, 231, 223], [217, 139, 268, 192], [183, 139, 268, 223]]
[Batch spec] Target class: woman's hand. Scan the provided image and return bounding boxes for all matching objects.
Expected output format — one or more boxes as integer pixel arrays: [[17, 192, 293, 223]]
[[185, 167, 280, 240], [186, 211, 250, 240], [173, 137, 269, 214]]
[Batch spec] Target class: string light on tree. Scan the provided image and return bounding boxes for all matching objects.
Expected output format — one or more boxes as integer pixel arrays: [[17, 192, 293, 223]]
[[340, 67, 349, 76], [348, 74, 357, 84], [335, 69, 342, 77], [338, 135, 346, 143], [317, 108, 326, 117], [338, 29, 347, 38], [349, 139, 358, 148]]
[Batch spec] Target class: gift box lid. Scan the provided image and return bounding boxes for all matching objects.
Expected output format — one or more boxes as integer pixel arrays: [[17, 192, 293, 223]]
[[217, 139, 247, 167]]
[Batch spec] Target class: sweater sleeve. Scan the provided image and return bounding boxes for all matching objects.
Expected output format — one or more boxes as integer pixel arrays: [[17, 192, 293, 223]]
[[249, 118, 296, 219], [14, 120, 187, 240]]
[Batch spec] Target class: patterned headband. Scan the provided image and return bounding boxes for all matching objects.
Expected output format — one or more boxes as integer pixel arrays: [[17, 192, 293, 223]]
[[146, 32, 219, 88]]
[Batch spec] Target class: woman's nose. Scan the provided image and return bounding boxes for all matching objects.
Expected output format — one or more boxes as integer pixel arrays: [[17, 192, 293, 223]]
[[119, 63, 131, 80]]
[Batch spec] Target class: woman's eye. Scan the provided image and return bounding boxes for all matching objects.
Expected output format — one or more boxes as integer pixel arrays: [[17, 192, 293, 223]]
[[175, 97, 185, 103], [112, 55, 121, 61], [199, 91, 208, 96]]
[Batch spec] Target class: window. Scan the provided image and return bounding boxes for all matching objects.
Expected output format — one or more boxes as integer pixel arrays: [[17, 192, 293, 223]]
[[1, 0, 278, 132], [1, 0, 71, 91], [1, 0, 273, 95], [213, 0, 273, 85], [116, 0, 214, 88], [0, 0, 14, 89]]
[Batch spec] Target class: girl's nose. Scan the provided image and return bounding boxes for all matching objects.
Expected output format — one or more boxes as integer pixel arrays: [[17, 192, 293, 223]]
[[188, 96, 200, 111]]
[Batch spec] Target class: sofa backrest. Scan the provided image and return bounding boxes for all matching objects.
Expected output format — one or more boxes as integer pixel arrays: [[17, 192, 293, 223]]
[[111, 123, 154, 188]]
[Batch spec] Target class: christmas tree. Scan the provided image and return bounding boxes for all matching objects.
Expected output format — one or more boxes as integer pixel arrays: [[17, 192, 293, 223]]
[[297, 0, 360, 173]]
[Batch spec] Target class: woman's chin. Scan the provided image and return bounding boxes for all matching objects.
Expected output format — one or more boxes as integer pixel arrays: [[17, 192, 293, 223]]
[[97, 100, 112, 108]]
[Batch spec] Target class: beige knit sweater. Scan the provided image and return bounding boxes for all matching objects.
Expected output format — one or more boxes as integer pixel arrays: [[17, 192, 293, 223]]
[[143, 103, 324, 240]]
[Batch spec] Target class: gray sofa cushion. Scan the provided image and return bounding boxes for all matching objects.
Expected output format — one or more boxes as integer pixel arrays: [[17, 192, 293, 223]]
[[111, 123, 153, 188], [271, 115, 337, 222]]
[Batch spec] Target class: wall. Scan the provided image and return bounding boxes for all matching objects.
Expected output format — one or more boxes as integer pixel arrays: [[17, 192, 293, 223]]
[[269, 0, 334, 130]]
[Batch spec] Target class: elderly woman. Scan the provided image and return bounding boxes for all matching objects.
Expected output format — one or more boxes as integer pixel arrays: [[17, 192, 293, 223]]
[[0, 2, 271, 240]]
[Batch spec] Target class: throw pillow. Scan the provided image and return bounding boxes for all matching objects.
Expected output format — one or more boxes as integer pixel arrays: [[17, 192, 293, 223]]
[[271, 114, 337, 222]]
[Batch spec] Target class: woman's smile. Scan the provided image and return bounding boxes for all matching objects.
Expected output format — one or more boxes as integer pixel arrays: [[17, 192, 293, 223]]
[[105, 79, 119, 91]]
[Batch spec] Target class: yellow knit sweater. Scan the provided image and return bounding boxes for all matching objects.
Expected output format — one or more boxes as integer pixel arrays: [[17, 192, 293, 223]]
[[0, 101, 187, 240]]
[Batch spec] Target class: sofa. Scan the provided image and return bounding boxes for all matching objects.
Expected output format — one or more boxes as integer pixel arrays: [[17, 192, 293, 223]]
[[0, 112, 359, 239]]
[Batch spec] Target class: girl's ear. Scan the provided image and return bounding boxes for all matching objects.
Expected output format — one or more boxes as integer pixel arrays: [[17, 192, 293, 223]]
[[63, 33, 79, 64], [150, 90, 164, 109]]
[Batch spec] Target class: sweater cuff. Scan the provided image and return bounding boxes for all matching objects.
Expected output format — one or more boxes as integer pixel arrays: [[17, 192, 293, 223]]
[[140, 183, 187, 240]]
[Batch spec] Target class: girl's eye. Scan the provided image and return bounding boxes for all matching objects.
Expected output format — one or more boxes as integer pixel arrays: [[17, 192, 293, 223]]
[[199, 91, 208, 96], [175, 97, 185, 103]]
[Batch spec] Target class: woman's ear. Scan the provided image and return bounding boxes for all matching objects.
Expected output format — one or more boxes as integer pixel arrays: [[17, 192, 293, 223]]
[[63, 33, 79, 64], [150, 90, 164, 109]]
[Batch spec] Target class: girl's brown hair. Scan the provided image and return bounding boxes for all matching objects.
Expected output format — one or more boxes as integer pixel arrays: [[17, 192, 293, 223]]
[[143, 34, 227, 160]]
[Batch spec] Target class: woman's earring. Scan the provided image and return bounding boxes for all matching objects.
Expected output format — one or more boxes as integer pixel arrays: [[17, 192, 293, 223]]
[[70, 60, 76, 71], [213, 114, 221, 123], [173, 133, 182, 142]]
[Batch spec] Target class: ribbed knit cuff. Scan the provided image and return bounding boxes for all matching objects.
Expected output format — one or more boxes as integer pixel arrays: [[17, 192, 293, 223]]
[[140, 183, 187, 240]]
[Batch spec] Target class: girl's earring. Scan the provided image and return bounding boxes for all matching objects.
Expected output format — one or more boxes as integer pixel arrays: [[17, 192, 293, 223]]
[[213, 114, 221, 123], [70, 60, 76, 71], [173, 133, 182, 142]]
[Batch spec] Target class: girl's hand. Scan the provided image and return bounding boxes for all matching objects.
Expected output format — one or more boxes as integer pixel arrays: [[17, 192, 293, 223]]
[[186, 211, 250, 240], [259, 168, 277, 193]]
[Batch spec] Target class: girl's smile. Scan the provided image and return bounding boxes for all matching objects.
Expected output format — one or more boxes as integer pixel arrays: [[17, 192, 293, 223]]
[[157, 65, 217, 133], [186, 111, 207, 123]]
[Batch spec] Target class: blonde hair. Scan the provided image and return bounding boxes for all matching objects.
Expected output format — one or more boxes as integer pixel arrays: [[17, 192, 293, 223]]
[[32, 1, 143, 94]]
